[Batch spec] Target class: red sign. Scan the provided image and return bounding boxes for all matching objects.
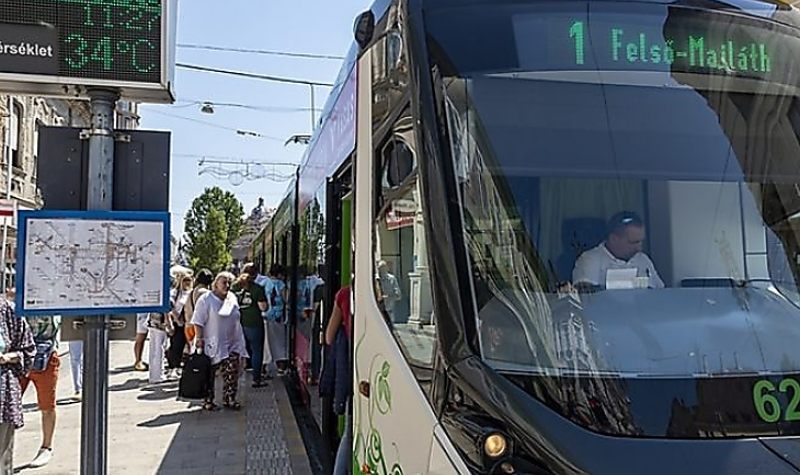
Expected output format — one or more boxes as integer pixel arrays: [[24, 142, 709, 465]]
[[0, 200, 15, 218]]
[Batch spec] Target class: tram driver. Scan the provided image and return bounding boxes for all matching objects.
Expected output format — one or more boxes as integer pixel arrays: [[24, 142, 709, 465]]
[[572, 211, 665, 290]]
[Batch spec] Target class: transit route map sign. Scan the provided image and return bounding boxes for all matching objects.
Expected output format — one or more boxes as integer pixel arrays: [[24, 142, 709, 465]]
[[15, 210, 170, 316]]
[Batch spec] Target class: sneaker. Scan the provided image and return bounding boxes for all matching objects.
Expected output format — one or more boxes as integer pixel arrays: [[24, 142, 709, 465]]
[[29, 447, 53, 468], [72, 391, 82, 402], [134, 361, 148, 371]]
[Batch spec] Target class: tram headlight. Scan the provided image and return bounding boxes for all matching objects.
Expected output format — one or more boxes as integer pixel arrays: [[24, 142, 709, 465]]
[[483, 432, 509, 459]]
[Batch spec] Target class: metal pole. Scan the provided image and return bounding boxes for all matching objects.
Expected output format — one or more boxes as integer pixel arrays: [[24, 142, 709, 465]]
[[81, 87, 118, 475], [1, 95, 12, 293], [310, 84, 316, 131]]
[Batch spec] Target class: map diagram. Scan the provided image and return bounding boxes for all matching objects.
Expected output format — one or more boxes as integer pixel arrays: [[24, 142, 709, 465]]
[[23, 218, 165, 312]]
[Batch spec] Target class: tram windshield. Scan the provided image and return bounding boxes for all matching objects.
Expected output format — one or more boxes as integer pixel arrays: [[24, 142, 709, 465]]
[[429, 1, 800, 436]]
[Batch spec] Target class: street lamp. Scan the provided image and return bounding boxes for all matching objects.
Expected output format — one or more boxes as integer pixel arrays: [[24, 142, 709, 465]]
[[284, 134, 311, 146]]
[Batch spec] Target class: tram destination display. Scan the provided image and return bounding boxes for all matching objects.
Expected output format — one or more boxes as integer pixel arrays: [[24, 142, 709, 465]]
[[512, 7, 798, 85], [0, 0, 175, 102]]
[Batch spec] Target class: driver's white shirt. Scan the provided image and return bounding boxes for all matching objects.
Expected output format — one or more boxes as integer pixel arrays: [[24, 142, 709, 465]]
[[572, 242, 665, 289]]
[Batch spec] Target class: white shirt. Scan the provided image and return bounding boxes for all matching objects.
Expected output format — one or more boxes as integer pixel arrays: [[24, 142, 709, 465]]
[[191, 292, 248, 365], [572, 243, 665, 289]]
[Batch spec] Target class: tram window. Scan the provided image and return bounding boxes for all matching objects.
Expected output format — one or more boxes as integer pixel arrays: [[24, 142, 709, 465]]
[[370, 6, 409, 133], [374, 179, 436, 368], [381, 136, 415, 188]]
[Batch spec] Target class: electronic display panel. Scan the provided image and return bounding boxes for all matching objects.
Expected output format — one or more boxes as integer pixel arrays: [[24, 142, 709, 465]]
[[0, 0, 175, 102], [511, 5, 799, 87]]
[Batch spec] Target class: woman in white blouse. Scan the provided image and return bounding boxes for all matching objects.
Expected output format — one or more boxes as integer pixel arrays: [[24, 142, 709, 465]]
[[192, 271, 248, 411]]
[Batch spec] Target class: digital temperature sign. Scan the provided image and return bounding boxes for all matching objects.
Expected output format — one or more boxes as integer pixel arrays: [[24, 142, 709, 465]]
[[0, 0, 175, 103]]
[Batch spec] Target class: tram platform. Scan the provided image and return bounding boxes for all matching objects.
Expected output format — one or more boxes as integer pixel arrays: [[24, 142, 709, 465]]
[[12, 340, 315, 475]]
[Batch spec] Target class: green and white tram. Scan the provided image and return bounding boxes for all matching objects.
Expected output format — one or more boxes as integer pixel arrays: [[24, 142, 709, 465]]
[[252, 0, 800, 472]]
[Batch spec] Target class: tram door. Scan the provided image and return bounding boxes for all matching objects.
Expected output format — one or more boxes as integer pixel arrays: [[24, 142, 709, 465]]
[[321, 167, 353, 472], [351, 47, 439, 474]]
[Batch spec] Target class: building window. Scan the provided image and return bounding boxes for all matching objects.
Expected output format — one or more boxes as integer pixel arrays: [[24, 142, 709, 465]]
[[10, 102, 22, 170], [33, 120, 41, 180]]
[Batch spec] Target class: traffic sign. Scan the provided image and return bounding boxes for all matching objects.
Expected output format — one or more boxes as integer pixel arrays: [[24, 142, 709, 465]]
[[0, 0, 176, 103], [0, 199, 14, 218]]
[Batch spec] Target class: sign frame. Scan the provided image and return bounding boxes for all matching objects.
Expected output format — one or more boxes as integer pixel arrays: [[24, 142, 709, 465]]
[[15, 209, 171, 317], [0, 0, 177, 103]]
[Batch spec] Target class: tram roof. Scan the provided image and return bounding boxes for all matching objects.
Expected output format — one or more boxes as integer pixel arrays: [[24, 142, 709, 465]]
[[412, 0, 795, 9]]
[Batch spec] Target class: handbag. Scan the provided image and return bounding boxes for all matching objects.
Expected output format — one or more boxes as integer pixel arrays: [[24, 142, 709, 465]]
[[178, 351, 212, 400], [32, 341, 55, 372]]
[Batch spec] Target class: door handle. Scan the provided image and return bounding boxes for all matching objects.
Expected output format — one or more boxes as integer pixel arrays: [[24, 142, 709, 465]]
[[359, 380, 370, 398]]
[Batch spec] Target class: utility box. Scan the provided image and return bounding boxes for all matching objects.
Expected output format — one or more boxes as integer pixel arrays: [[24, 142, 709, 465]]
[[37, 127, 170, 212]]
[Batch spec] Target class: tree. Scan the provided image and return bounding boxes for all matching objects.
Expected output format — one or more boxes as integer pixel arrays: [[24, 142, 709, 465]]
[[188, 208, 231, 272], [184, 187, 244, 270]]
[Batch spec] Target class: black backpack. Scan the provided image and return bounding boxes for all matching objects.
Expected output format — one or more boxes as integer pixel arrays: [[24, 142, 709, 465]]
[[178, 352, 212, 400]]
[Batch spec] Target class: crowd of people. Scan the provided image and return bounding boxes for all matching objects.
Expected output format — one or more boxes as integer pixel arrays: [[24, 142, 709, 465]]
[[0, 289, 81, 474], [133, 264, 292, 411], [0, 261, 298, 473]]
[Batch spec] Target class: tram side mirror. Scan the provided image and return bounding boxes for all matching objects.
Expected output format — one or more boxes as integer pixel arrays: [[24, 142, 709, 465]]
[[354, 10, 375, 50], [383, 139, 415, 188]]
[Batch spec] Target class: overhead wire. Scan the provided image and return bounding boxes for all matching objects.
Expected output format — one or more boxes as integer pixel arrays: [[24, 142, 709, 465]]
[[177, 43, 345, 61], [172, 100, 321, 113], [174, 153, 300, 166], [145, 110, 285, 142], [176, 63, 335, 87]]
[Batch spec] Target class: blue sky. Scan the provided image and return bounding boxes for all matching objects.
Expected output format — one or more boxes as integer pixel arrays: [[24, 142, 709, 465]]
[[139, 0, 372, 237]]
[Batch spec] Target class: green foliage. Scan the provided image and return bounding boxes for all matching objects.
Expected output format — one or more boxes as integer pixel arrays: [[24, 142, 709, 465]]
[[188, 208, 231, 273], [184, 187, 244, 271]]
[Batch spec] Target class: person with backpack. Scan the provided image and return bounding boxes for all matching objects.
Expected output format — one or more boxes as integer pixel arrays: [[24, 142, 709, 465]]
[[232, 263, 268, 388], [263, 264, 289, 377], [19, 314, 61, 468]]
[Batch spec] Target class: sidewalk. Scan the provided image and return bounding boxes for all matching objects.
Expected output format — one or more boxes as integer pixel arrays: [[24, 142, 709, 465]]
[[11, 340, 313, 475]]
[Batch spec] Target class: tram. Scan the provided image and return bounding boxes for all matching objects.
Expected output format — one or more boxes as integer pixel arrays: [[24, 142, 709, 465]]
[[251, 0, 800, 473]]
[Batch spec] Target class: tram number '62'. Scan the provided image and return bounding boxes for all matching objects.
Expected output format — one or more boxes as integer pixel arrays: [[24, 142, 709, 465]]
[[753, 379, 800, 422]]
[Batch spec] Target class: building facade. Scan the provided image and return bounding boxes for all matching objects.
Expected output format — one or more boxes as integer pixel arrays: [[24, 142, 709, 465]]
[[0, 94, 140, 287]]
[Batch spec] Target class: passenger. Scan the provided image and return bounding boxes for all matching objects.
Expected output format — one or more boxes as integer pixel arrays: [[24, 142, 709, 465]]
[[263, 264, 289, 377], [19, 314, 61, 468], [145, 308, 168, 384], [133, 313, 149, 372], [68, 339, 83, 401], [166, 272, 193, 380], [323, 285, 352, 475], [376, 260, 402, 321], [193, 271, 248, 411], [232, 263, 268, 388], [572, 211, 664, 289], [0, 298, 35, 475], [183, 268, 214, 352]]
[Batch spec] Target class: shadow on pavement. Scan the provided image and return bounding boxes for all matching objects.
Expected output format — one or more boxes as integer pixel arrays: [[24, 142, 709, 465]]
[[55, 397, 81, 407], [149, 376, 249, 473], [137, 410, 194, 428], [12, 462, 32, 473], [108, 378, 147, 392], [137, 385, 178, 401]]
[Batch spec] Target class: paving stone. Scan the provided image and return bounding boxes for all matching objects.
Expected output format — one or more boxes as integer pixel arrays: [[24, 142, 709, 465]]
[[11, 341, 312, 474]]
